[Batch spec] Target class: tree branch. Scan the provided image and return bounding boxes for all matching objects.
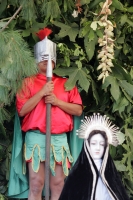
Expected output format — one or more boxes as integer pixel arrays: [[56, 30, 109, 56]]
[[0, 17, 12, 22], [0, 5, 22, 32]]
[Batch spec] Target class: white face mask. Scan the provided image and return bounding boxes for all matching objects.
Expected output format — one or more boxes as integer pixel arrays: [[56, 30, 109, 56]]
[[89, 134, 105, 160]]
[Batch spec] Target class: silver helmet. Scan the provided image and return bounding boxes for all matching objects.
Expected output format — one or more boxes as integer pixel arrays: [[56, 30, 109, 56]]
[[34, 28, 56, 64]]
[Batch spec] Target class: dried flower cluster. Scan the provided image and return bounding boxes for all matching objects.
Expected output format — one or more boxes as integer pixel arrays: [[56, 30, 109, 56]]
[[72, 0, 82, 18], [97, 0, 114, 82]]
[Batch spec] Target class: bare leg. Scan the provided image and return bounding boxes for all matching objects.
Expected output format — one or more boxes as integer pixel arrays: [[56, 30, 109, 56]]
[[50, 164, 66, 200], [28, 162, 45, 200]]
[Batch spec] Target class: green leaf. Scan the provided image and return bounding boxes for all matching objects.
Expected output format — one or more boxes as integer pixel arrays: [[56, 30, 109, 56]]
[[80, 0, 91, 5], [64, 55, 70, 67], [119, 15, 133, 27], [91, 79, 99, 105], [125, 129, 133, 144], [64, 72, 77, 90], [121, 88, 133, 104], [31, 22, 47, 31], [117, 131, 125, 145], [75, 60, 82, 69], [112, 97, 129, 113], [22, 29, 31, 37], [114, 160, 127, 172], [110, 79, 120, 101], [126, 19, 133, 27], [84, 33, 97, 61], [102, 76, 120, 101], [65, 68, 90, 92], [122, 143, 133, 181], [74, 48, 80, 56], [130, 67, 133, 79], [77, 68, 90, 92], [123, 43, 131, 55], [79, 22, 91, 37], [88, 29, 95, 41], [0, 0, 7, 15], [53, 21, 79, 42], [8, 0, 18, 5], [0, 22, 7, 29], [119, 14, 128, 26], [0, 107, 11, 123], [89, 0, 103, 9], [96, 29, 103, 38], [112, 0, 124, 11], [54, 67, 74, 77], [116, 37, 125, 44], [8, 19, 17, 30], [20, 0, 37, 21], [54, 67, 90, 92], [119, 80, 133, 98], [64, 0, 67, 12], [112, 61, 132, 83], [42, 0, 61, 19], [63, 0, 74, 12], [127, 6, 133, 13]]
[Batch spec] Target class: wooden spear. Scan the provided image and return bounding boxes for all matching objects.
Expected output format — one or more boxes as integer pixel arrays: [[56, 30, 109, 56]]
[[45, 55, 52, 200]]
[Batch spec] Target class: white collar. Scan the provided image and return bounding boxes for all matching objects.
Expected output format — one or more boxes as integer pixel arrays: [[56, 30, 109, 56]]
[[94, 159, 102, 170]]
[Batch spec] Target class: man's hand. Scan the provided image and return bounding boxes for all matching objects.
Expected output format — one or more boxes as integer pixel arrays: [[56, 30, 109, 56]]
[[40, 81, 54, 97], [45, 93, 83, 116], [44, 94, 58, 106]]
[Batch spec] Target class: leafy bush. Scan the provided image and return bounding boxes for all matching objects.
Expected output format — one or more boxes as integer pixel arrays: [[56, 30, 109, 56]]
[[0, 0, 133, 199]]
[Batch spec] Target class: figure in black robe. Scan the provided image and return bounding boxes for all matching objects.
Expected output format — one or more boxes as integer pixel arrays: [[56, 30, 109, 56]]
[[59, 114, 130, 200]]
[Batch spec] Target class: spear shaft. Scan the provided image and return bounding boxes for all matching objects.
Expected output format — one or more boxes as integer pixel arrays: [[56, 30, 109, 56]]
[[45, 55, 52, 200], [45, 77, 51, 200]]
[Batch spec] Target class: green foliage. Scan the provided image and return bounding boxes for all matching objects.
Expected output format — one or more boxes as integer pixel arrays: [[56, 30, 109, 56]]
[[19, 0, 37, 22], [41, 0, 61, 19], [0, 0, 133, 199], [0, 30, 37, 122], [53, 21, 79, 42]]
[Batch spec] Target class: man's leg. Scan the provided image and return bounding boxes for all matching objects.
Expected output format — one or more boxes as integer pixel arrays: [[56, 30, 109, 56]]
[[50, 164, 65, 200], [28, 162, 45, 200]]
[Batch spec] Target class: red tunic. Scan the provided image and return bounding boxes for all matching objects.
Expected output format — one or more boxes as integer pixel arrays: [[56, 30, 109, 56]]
[[16, 74, 82, 134]]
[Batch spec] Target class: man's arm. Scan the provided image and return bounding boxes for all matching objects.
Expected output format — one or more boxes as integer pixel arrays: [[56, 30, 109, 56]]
[[18, 81, 54, 117], [45, 94, 83, 116]]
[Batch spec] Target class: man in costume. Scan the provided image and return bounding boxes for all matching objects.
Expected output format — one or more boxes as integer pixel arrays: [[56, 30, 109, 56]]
[[59, 113, 130, 200], [7, 28, 83, 200]]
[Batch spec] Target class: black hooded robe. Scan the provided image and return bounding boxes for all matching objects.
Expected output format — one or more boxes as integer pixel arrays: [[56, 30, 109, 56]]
[[59, 142, 130, 200]]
